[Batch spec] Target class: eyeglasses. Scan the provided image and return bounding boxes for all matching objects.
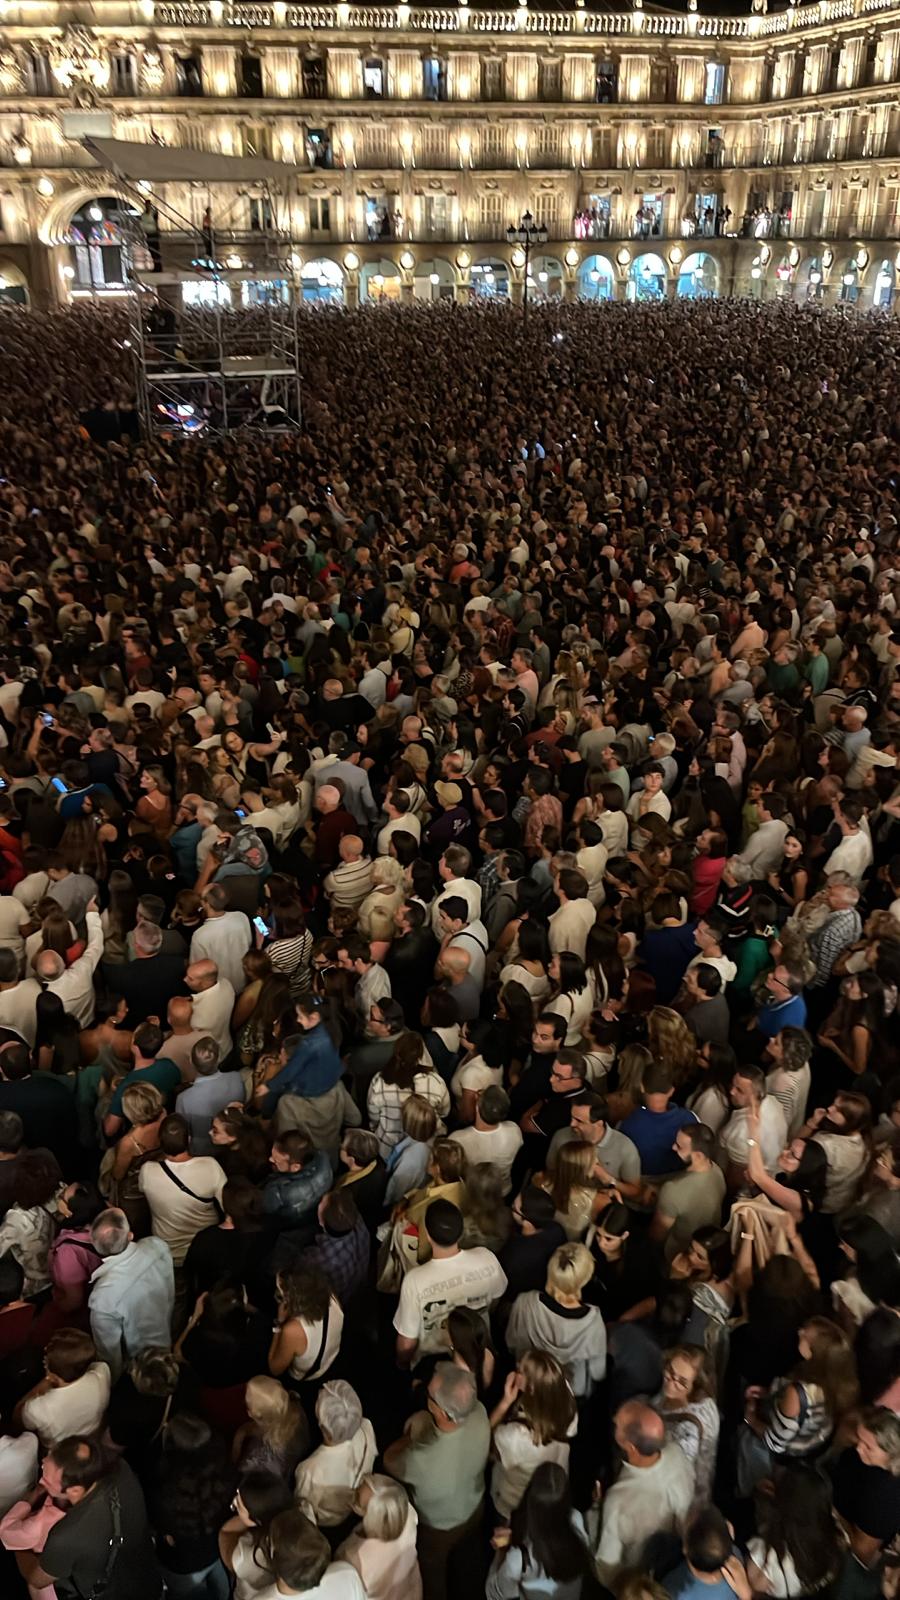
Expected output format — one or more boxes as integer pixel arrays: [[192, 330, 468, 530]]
[[664, 1364, 692, 1390]]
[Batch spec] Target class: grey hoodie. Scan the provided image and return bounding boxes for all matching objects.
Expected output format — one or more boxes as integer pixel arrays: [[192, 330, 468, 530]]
[[506, 1290, 607, 1398]]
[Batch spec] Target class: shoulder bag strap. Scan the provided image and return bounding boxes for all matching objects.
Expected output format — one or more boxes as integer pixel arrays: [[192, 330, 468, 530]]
[[302, 1299, 332, 1382], [158, 1160, 224, 1220], [80, 1480, 123, 1600]]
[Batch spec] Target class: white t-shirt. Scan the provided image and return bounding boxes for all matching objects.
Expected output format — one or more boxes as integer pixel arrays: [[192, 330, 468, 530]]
[[0, 895, 30, 962], [0, 1432, 38, 1516], [747, 1539, 802, 1598], [139, 1156, 227, 1264], [491, 1421, 572, 1520], [21, 1362, 111, 1446], [450, 1123, 524, 1195], [255, 1564, 365, 1600], [294, 1421, 377, 1526], [394, 1247, 507, 1358]]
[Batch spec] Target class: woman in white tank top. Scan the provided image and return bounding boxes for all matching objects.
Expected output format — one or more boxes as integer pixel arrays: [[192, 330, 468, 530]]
[[268, 1267, 344, 1386]]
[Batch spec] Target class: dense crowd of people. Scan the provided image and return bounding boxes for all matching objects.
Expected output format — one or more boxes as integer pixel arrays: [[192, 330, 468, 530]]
[[0, 294, 896, 1600]]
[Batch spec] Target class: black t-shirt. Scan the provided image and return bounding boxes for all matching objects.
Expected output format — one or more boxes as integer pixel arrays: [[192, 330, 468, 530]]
[[0, 1077, 76, 1164], [498, 1223, 566, 1299], [183, 1222, 268, 1300], [41, 1460, 161, 1600], [831, 1447, 900, 1544]]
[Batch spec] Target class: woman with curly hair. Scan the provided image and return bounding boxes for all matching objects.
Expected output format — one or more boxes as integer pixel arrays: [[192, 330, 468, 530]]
[[647, 1005, 697, 1088], [268, 1265, 344, 1387]]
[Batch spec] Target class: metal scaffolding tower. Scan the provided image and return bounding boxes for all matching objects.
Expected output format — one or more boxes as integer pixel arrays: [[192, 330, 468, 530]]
[[83, 137, 302, 437]]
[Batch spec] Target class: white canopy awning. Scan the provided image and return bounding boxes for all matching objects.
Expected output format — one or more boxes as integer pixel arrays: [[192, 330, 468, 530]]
[[83, 138, 297, 187]]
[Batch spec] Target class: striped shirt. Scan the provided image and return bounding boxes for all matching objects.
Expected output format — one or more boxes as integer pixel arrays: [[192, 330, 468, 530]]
[[323, 857, 375, 910]]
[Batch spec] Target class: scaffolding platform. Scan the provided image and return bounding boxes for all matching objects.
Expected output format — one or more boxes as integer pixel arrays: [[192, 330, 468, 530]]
[[82, 136, 303, 437]]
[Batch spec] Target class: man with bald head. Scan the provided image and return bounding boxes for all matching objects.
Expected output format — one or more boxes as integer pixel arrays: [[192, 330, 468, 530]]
[[34, 898, 103, 1028], [594, 1400, 694, 1582], [317, 675, 377, 734], [162, 995, 207, 1080], [312, 783, 357, 868], [185, 959, 235, 1062], [435, 945, 480, 1023]]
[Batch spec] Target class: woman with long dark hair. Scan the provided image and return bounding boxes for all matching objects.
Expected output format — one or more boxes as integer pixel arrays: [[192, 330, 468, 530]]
[[833, 1214, 900, 1329], [218, 1471, 294, 1600], [816, 972, 886, 1096], [545, 952, 593, 1048], [101, 866, 139, 963], [746, 1462, 844, 1597], [147, 1411, 235, 1600], [486, 1461, 595, 1600]]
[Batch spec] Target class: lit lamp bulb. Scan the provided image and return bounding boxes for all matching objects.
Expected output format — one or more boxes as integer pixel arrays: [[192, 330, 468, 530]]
[[37, 177, 54, 197], [88, 203, 103, 222], [13, 139, 31, 165], [430, 272, 440, 284]]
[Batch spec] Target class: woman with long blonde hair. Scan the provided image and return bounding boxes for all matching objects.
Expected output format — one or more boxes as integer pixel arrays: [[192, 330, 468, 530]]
[[535, 1141, 597, 1241], [647, 1005, 697, 1086], [234, 1374, 309, 1479], [489, 1349, 578, 1520]]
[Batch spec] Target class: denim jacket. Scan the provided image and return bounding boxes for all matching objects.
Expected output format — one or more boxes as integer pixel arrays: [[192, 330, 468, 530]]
[[259, 1022, 344, 1117]]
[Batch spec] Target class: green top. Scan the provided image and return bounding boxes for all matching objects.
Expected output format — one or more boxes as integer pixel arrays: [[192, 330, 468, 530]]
[[805, 653, 829, 695], [396, 1404, 491, 1529], [731, 933, 773, 996]]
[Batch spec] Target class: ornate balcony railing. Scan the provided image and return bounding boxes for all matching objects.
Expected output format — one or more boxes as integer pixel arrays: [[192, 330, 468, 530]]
[[0, 0, 869, 41]]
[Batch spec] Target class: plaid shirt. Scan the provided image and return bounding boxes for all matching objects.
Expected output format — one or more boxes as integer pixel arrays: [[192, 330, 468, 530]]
[[809, 907, 862, 987], [300, 1217, 370, 1307]]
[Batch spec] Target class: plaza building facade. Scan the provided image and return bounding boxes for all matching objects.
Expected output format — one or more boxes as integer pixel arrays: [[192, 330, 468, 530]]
[[1, 0, 900, 308]]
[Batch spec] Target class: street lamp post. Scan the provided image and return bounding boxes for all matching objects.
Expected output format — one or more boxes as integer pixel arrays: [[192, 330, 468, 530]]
[[507, 208, 548, 321]]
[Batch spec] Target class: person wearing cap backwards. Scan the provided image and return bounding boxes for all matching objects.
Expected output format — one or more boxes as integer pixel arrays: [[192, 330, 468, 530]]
[[424, 782, 473, 859]]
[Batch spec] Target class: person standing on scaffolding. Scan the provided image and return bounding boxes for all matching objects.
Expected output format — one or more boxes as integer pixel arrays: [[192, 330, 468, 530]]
[[202, 202, 213, 262]]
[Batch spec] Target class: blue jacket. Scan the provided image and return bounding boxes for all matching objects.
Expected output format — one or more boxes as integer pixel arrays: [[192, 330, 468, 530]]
[[262, 1149, 332, 1227], [259, 1022, 344, 1116]]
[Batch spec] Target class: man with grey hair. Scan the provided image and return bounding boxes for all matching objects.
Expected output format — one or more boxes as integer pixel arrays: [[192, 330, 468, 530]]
[[189, 882, 251, 994], [384, 1360, 490, 1600], [808, 874, 863, 1015], [295, 1380, 377, 1526], [102, 918, 188, 1026], [88, 1207, 174, 1381]]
